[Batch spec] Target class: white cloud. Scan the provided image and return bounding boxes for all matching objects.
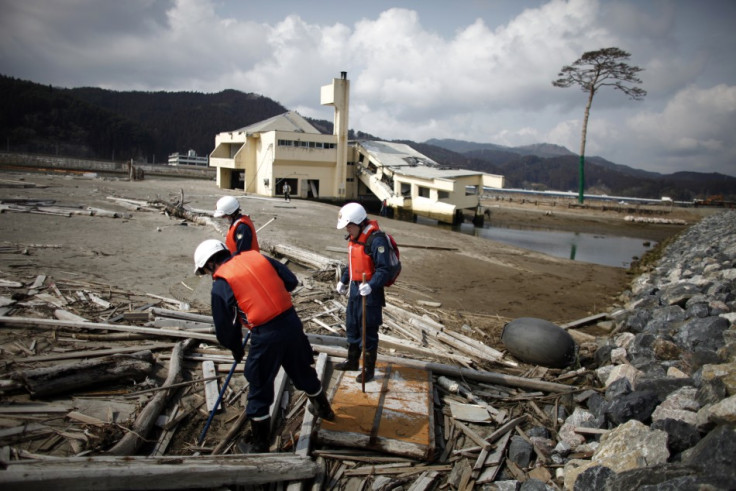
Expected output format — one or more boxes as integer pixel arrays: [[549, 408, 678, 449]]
[[626, 84, 736, 171], [0, 0, 734, 175]]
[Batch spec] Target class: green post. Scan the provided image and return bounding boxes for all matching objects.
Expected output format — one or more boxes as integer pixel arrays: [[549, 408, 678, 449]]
[[578, 154, 585, 204]]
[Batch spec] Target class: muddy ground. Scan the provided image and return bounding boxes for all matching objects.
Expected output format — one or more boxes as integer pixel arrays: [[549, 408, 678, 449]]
[[0, 170, 708, 338]]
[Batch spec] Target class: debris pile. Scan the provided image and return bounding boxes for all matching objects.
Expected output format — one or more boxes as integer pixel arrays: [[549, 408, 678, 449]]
[[0, 189, 734, 490]]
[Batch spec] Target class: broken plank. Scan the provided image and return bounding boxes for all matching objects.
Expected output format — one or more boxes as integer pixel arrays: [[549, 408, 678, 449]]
[[150, 405, 180, 456], [202, 361, 220, 413], [559, 312, 608, 329], [342, 464, 452, 477], [66, 411, 106, 427], [54, 309, 89, 322], [294, 352, 329, 456], [475, 430, 513, 484]]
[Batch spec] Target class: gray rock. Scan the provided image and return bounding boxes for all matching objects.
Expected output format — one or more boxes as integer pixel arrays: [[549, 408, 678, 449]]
[[595, 344, 613, 366], [684, 302, 709, 319], [605, 377, 632, 400], [527, 426, 550, 439], [650, 418, 702, 455], [518, 478, 549, 491], [482, 481, 519, 491], [625, 309, 653, 333], [695, 377, 727, 405], [660, 283, 702, 307], [573, 465, 614, 491], [681, 424, 736, 485], [604, 390, 659, 425], [674, 316, 729, 352], [508, 435, 534, 468], [636, 377, 695, 404], [604, 463, 721, 491]]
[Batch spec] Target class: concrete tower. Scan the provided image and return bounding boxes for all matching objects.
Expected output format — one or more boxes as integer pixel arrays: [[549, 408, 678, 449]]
[[321, 71, 350, 198]]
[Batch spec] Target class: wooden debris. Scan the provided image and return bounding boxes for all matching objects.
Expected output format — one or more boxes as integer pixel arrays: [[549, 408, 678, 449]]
[[0, 454, 319, 490], [0, 239, 589, 489], [10, 350, 156, 398], [107, 339, 198, 455]]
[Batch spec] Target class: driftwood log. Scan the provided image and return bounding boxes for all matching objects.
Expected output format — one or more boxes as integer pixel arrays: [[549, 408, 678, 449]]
[[0, 454, 318, 491], [11, 351, 155, 398], [107, 338, 199, 456]]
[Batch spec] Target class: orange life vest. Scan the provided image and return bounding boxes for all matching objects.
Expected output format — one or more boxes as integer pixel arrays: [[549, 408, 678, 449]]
[[213, 251, 292, 329], [226, 215, 259, 253], [347, 220, 380, 282]]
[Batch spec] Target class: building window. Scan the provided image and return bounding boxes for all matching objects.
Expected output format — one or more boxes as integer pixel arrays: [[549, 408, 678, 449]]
[[465, 185, 479, 196], [277, 138, 335, 148], [418, 186, 430, 198], [438, 191, 450, 200]]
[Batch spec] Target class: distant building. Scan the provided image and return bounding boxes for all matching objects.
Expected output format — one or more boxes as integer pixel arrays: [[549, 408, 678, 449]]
[[168, 149, 208, 167], [208, 72, 505, 224]]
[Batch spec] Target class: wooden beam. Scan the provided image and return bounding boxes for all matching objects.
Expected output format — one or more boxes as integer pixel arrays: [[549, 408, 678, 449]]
[[11, 343, 176, 363], [0, 316, 218, 343], [0, 454, 318, 490], [314, 346, 576, 393]]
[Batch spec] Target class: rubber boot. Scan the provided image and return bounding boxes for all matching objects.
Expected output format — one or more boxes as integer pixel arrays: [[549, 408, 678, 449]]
[[308, 390, 336, 421], [355, 349, 377, 383], [335, 343, 360, 371], [236, 417, 271, 453]]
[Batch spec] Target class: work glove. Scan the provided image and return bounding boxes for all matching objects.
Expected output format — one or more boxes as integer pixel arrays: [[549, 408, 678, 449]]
[[232, 346, 245, 364], [359, 282, 372, 296], [336, 281, 348, 295]]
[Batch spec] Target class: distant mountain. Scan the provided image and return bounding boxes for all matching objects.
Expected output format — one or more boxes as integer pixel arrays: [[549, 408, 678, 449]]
[[513, 143, 574, 158], [412, 139, 736, 201], [427, 138, 660, 180], [1, 74, 733, 201]]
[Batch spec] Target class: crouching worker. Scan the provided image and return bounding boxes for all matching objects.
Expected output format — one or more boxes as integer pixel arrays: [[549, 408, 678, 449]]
[[193, 239, 334, 453]]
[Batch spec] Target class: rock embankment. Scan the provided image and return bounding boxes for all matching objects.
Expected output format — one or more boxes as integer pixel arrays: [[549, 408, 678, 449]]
[[559, 210, 736, 490]]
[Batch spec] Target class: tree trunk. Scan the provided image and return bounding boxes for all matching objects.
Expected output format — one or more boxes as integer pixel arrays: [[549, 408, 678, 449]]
[[578, 87, 595, 203], [11, 351, 155, 398]]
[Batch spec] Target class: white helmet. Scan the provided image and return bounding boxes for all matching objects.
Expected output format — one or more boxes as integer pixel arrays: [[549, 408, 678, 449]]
[[336, 202, 367, 229], [214, 196, 240, 218], [193, 239, 228, 274]]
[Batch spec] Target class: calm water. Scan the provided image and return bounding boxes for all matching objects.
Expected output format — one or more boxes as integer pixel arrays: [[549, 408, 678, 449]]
[[416, 217, 654, 268]]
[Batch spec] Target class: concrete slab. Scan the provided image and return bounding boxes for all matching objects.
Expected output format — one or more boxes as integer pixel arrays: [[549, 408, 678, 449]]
[[317, 361, 435, 460]]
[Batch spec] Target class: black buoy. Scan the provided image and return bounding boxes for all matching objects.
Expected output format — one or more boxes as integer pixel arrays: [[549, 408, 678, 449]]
[[501, 317, 577, 368]]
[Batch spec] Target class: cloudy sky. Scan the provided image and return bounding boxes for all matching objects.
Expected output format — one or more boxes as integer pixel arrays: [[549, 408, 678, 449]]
[[1, 0, 735, 177]]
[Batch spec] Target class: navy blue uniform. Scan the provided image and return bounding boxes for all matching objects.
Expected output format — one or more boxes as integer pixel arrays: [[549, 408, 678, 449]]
[[230, 214, 254, 254], [340, 232, 392, 352], [211, 256, 322, 419]]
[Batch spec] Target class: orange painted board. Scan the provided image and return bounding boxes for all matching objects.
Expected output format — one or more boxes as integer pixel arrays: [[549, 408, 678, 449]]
[[317, 362, 435, 460]]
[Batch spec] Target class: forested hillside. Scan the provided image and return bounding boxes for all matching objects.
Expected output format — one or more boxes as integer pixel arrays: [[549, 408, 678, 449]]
[[0, 75, 288, 162]]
